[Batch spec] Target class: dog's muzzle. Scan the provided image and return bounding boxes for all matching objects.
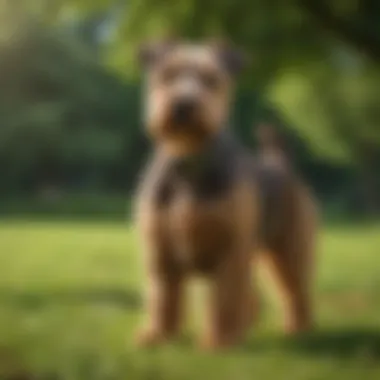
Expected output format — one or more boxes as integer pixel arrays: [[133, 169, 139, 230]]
[[171, 97, 199, 126]]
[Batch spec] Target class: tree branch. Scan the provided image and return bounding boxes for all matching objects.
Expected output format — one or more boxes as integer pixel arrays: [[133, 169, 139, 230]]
[[299, 0, 380, 61]]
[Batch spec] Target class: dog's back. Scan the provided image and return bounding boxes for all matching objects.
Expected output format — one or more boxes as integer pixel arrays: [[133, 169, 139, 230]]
[[253, 125, 317, 250]]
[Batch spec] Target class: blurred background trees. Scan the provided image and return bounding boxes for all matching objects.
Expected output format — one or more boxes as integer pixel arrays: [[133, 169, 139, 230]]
[[0, 0, 379, 218]]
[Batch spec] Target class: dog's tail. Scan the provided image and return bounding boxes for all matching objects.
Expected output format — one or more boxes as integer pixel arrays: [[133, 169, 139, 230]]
[[255, 123, 285, 151], [254, 123, 291, 167]]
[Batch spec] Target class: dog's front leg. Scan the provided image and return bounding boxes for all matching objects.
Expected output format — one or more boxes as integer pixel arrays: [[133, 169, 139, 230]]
[[136, 266, 185, 347], [200, 245, 253, 350], [135, 209, 186, 347]]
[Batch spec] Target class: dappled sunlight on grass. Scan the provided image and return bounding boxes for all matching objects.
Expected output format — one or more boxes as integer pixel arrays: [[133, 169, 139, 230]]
[[0, 221, 379, 379]]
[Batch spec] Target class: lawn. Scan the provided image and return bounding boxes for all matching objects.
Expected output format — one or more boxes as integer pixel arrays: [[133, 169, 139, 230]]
[[0, 220, 379, 379]]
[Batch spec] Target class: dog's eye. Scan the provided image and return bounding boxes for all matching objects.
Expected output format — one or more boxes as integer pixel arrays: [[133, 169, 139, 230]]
[[201, 72, 220, 90]]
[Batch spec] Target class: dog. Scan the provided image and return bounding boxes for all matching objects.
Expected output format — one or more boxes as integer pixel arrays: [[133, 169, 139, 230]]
[[134, 40, 318, 350]]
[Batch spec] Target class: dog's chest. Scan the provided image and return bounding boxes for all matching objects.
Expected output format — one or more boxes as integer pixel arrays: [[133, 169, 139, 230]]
[[167, 191, 234, 273], [160, 161, 236, 273]]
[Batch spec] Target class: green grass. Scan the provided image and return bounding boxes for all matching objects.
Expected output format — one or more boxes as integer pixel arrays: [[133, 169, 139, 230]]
[[0, 220, 380, 379]]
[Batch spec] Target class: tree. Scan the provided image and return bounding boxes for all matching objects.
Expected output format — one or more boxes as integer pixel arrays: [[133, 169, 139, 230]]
[[0, 13, 144, 195], [2, 0, 379, 214]]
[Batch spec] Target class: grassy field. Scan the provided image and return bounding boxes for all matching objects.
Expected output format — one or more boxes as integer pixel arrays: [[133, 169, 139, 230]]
[[0, 220, 380, 380]]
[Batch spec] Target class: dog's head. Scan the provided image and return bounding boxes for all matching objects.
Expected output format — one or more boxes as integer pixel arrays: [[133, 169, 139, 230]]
[[138, 40, 246, 154]]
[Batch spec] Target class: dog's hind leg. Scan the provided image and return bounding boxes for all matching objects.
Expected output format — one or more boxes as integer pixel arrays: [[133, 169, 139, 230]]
[[265, 245, 313, 334], [264, 194, 317, 334]]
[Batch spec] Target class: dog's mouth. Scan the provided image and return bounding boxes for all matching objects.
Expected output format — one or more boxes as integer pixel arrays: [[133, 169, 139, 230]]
[[148, 98, 217, 153], [169, 118, 211, 140], [169, 98, 204, 130], [171, 98, 197, 126], [165, 99, 211, 138], [151, 109, 218, 156]]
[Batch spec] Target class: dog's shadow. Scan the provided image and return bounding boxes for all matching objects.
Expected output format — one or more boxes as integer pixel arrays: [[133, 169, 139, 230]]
[[243, 328, 380, 360]]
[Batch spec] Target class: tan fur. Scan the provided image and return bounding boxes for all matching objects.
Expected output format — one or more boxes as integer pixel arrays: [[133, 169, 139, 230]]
[[143, 45, 232, 155], [260, 184, 318, 334], [255, 124, 318, 333], [136, 175, 259, 349], [135, 43, 318, 350]]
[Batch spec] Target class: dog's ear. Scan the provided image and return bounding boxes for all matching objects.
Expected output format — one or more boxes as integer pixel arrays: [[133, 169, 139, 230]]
[[137, 43, 158, 69], [210, 40, 248, 76], [137, 39, 177, 70]]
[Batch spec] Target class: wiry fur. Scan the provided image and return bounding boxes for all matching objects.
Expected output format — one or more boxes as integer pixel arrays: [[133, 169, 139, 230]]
[[134, 42, 318, 350]]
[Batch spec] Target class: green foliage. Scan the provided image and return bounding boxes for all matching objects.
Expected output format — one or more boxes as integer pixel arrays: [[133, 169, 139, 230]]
[[269, 62, 380, 163], [0, 195, 130, 220], [0, 0, 379, 213], [0, 17, 146, 194], [66, 0, 380, 165]]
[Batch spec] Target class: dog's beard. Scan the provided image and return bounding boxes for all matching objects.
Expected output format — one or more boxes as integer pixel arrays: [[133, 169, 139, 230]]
[[156, 113, 214, 142]]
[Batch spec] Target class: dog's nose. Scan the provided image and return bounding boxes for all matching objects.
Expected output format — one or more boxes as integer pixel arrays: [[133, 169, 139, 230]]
[[172, 98, 197, 124]]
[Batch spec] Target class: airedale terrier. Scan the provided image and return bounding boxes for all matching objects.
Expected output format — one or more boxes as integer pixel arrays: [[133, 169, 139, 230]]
[[134, 40, 318, 350]]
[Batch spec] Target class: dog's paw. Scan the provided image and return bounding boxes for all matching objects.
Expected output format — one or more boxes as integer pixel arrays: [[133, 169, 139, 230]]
[[198, 333, 236, 352], [284, 319, 314, 336], [134, 328, 166, 348]]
